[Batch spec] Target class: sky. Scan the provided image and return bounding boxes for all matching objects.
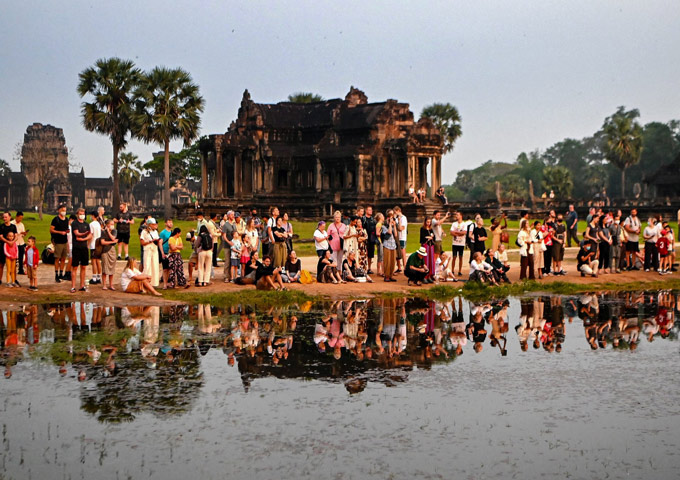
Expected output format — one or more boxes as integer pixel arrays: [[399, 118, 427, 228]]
[[1, 0, 679, 186]]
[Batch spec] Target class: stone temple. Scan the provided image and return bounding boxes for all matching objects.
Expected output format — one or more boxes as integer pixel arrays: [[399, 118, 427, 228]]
[[197, 87, 445, 217]]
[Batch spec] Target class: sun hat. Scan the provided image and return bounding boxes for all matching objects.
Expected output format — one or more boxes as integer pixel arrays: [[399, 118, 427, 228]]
[[416, 246, 427, 256], [147, 217, 157, 225]]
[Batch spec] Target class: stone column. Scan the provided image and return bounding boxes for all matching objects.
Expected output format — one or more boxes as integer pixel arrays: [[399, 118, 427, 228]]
[[234, 152, 242, 198], [430, 156, 439, 198], [200, 151, 208, 198], [214, 138, 223, 197], [315, 158, 322, 192]]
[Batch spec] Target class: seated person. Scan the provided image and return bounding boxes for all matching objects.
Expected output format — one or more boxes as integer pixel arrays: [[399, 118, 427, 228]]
[[255, 255, 285, 290], [469, 251, 499, 285], [282, 250, 302, 283], [485, 248, 510, 283], [434, 251, 457, 282], [342, 250, 373, 283], [408, 184, 418, 204], [236, 252, 260, 285], [417, 187, 426, 204], [577, 243, 598, 277], [317, 249, 343, 284], [405, 247, 429, 286], [435, 186, 448, 205], [120, 258, 162, 296]]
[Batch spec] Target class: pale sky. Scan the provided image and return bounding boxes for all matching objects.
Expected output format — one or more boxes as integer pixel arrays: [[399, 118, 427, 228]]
[[1, 0, 679, 185]]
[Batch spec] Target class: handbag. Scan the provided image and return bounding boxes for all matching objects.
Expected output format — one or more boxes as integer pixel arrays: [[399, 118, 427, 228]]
[[501, 232, 510, 244]]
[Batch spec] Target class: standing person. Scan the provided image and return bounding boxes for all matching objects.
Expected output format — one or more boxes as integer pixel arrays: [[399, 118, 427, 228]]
[[3, 232, 19, 287], [196, 225, 213, 287], [552, 214, 566, 275], [208, 213, 221, 268], [327, 210, 347, 270], [24, 236, 39, 291], [566, 205, 578, 247], [472, 217, 488, 257], [344, 216, 359, 255], [195, 211, 208, 234], [609, 213, 624, 274], [517, 220, 534, 280], [159, 219, 173, 289], [272, 216, 288, 268], [381, 210, 398, 282], [420, 217, 436, 282], [432, 210, 450, 256], [0, 212, 18, 285], [70, 208, 92, 293], [166, 227, 188, 288], [597, 216, 613, 274], [266, 207, 280, 257], [394, 206, 408, 273], [49, 205, 69, 283], [643, 217, 659, 272], [623, 209, 641, 270], [363, 206, 377, 274], [490, 213, 507, 252], [140, 218, 161, 288], [281, 212, 294, 254], [260, 213, 271, 258], [530, 221, 544, 279], [100, 219, 118, 290], [449, 212, 467, 276], [88, 211, 103, 285], [137, 214, 150, 268], [228, 231, 243, 283], [11, 211, 26, 276], [374, 213, 385, 277], [541, 217, 554, 276], [243, 218, 259, 260], [356, 218, 369, 275], [114, 203, 134, 260], [221, 211, 236, 282]]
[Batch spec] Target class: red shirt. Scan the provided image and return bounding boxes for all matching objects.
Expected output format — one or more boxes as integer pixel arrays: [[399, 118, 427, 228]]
[[656, 236, 670, 256]]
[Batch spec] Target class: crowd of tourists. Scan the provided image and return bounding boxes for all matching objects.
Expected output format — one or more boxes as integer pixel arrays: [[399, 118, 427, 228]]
[[0, 203, 676, 295]]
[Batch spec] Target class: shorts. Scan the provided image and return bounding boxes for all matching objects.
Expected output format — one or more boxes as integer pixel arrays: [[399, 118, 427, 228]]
[[231, 258, 240, 267], [162, 256, 170, 269], [377, 244, 384, 262], [0, 250, 4, 264], [552, 244, 564, 262], [54, 242, 68, 259], [660, 253, 669, 258], [434, 240, 443, 255], [125, 279, 144, 293], [189, 252, 198, 265], [90, 248, 101, 260], [452, 245, 464, 257], [117, 231, 131, 245], [626, 241, 639, 253], [71, 247, 89, 267], [399, 240, 406, 249], [27, 266, 37, 281]]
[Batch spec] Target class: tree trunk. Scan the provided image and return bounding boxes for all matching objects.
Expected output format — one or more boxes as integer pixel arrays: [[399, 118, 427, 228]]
[[112, 144, 121, 211], [620, 168, 626, 198], [164, 139, 172, 219]]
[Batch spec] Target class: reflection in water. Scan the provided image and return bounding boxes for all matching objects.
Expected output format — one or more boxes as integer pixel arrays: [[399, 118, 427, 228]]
[[2, 292, 678, 401]]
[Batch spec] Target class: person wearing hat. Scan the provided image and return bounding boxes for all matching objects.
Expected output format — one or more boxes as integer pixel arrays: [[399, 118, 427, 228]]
[[405, 247, 429, 286], [140, 217, 161, 287]]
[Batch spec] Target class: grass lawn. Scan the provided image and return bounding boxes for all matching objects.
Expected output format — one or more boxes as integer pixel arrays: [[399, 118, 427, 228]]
[[12, 213, 678, 260]]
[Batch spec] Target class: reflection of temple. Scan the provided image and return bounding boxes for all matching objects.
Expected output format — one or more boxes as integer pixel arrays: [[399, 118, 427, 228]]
[[198, 87, 444, 217]]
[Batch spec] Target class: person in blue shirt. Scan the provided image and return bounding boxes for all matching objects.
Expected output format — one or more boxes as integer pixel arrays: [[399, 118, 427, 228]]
[[159, 218, 173, 289]]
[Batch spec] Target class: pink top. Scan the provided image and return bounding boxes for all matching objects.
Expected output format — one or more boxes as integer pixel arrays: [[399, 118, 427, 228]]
[[327, 222, 346, 253], [4, 242, 18, 260]]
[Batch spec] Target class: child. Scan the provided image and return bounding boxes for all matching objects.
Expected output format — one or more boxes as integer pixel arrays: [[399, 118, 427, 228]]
[[230, 231, 243, 282], [495, 244, 510, 269], [435, 251, 457, 282], [3, 231, 19, 287], [24, 236, 39, 291], [656, 229, 672, 275], [240, 232, 251, 277]]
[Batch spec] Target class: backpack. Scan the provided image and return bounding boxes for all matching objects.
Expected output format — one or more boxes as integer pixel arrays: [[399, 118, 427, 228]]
[[300, 270, 316, 284], [200, 233, 212, 251]]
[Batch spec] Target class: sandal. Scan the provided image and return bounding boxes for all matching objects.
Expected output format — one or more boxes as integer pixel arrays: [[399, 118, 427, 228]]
[[109, 286, 116, 291], [102, 286, 108, 290], [70, 288, 76, 293]]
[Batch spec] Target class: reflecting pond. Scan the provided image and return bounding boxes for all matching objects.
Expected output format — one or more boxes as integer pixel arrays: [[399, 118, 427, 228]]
[[2, 292, 680, 479]]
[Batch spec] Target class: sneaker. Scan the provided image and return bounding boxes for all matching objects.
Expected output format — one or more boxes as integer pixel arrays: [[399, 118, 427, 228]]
[[70, 287, 76, 293], [14, 281, 20, 287], [367, 270, 374, 275], [6, 283, 13, 288], [125, 256, 129, 261], [581, 273, 586, 277], [89, 278, 97, 285], [79, 286, 88, 292], [117, 255, 122, 260], [645, 269, 650, 272], [55, 273, 62, 283]]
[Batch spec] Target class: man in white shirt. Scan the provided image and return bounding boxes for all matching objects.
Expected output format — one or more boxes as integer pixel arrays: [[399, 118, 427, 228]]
[[89, 211, 103, 284], [623, 209, 641, 270], [11, 211, 26, 275], [432, 210, 450, 255], [449, 212, 467, 276], [394, 206, 407, 272]]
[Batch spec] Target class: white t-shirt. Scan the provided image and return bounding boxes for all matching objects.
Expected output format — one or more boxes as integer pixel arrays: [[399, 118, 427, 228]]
[[313, 229, 329, 251], [121, 267, 141, 291], [10, 220, 25, 246], [88, 220, 102, 250], [623, 216, 640, 242], [230, 239, 242, 259], [432, 218, 444, 242], [397, 215, 408, 242], [435, 256, 449, 276], [470, 259, 492, 275], [494, 250, 508, 263], [643, 225, 658, 244], [450, 221, 466, 247]]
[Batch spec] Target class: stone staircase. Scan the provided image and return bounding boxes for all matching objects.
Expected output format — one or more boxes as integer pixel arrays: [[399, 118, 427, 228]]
[[401, 198, 460, 221]]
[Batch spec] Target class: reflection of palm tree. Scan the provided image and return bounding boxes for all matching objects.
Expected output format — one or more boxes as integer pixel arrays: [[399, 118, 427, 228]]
[[118, 151, 142, 204]]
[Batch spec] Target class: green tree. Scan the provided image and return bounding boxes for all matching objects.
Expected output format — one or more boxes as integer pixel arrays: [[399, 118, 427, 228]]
[[142, 139, 203, 184], [542, 165, 573, 199], [77, 57, 141, 210], [421, 103, 462, 154], [499, 174, 527, 205], [133, 67, 204, 219], [118, 151, 143, 203], [602, 106, 643, 197], [515, 151, 545, 193], [0, 158, 10, 176], [287, 92, 324, 103]]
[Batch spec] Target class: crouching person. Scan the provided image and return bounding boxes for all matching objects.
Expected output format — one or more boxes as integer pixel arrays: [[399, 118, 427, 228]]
[[342, 251, 373, 283], [405, 247, 429, 286], [485, 248, 510, 283], [577, 242, 599, 278], [469, 251, 499, 286], [256, 255, 285, 290]]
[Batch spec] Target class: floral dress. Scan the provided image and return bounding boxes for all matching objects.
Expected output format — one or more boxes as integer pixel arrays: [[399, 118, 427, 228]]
[[167, 236, 186, 288], [357, 227, 369, 272]]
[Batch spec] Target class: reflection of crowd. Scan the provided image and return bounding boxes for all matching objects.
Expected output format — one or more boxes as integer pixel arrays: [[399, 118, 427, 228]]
[[1, 293, 678, 387]]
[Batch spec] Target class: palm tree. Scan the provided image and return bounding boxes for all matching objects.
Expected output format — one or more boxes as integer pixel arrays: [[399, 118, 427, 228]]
[[542, 165, 574, 199], [118, 151, 143, 203], [602, 107, 643, 197], [421, 103, 462, 154], [287, 92, 324, 103], [77, 58, 141, 210], [133, 67, 204, 219]]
